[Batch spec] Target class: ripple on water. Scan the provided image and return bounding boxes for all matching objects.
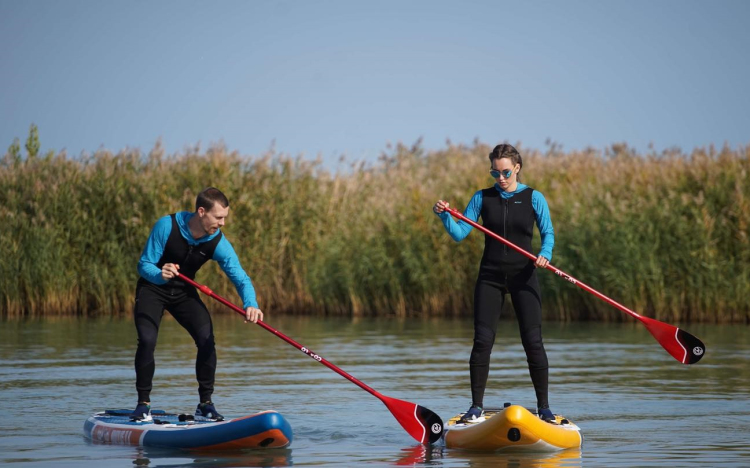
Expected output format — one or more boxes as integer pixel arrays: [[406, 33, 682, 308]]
[[1, 317, 749, 467]]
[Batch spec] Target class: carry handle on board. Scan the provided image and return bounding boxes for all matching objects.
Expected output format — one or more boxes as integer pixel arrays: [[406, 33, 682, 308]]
[[444, 206, 705, 365], [177, 273, 444, 444]]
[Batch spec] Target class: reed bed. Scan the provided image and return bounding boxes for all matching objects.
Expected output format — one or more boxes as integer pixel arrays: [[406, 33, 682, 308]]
[[1, 134, 748, 322]]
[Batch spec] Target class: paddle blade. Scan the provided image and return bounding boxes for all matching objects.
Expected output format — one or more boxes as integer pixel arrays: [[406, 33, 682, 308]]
[[381, 395, 444, 445], [640, 316, 705, 364]]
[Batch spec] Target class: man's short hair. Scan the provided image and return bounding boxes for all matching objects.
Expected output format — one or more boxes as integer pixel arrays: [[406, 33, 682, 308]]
[[196, 187, 229, 211]]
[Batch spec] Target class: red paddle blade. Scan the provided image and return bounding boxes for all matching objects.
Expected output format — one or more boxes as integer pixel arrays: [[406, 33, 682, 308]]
[[380, 395, 444, 445], [640, 316, 706, 364]]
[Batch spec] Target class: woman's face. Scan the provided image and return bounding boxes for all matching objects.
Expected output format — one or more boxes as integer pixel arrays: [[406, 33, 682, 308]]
[[490, 157, 519, 191]]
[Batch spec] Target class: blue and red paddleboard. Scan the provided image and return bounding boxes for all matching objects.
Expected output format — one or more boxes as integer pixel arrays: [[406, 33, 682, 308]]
[[83, 409, 293, 450]]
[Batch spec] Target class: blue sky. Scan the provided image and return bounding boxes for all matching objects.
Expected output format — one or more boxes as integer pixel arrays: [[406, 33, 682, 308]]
[[1, 0, 748, 166]]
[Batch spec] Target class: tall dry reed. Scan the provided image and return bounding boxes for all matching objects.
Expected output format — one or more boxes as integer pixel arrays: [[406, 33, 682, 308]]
[[1, 133, 748, 322]]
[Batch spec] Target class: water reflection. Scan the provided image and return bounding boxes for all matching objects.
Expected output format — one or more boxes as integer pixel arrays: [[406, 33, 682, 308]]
[[128, 446, 293, 468], [393, 444, 582, 467]]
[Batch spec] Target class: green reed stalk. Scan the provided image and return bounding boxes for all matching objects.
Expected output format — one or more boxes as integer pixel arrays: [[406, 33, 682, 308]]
[[1, 133, 748, 322]]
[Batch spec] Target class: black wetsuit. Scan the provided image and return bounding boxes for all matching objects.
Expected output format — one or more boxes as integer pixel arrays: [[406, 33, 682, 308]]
[[134, 214, 223, 403], [438, 184, 554, 409], [472, 187, 549, 409]]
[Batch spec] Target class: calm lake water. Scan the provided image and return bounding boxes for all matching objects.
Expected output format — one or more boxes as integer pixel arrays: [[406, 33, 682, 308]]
[[0, 315, 748, 467]]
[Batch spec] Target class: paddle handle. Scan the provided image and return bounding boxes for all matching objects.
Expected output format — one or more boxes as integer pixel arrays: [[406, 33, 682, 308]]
[[176, 273, 383, 399]]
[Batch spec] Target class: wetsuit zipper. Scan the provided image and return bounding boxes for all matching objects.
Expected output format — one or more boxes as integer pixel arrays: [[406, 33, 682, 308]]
[[503, 198, 508, 256], [184, 244, 194, 264], [169, 245, 194, 295]]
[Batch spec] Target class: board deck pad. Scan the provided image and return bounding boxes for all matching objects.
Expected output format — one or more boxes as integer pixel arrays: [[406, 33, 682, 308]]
[[446, 407, 572, 427], [103, 409, 220, 424]]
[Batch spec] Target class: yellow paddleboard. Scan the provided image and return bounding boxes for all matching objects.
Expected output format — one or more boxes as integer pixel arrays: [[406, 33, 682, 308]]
[[443, 405, 582, 451]]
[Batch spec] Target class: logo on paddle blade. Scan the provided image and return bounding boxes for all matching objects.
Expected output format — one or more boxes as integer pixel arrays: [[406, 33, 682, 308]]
[[431, 423, 442, 434], [693, 346, 704, 356]]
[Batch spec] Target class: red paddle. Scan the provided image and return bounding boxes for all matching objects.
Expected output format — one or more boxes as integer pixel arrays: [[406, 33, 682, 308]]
[[177, 273, 444, 444], [444, 206, 705, 364]]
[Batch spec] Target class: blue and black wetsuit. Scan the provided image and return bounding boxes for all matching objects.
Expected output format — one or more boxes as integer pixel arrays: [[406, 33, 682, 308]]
[[134, 212, 258, 403], [436, 183, 554, 409]]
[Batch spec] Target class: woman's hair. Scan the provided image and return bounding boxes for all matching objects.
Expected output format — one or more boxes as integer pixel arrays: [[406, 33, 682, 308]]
[[196, 187, 229, 211], [489, 144, 523, 181], [489, 144, 522, 167]]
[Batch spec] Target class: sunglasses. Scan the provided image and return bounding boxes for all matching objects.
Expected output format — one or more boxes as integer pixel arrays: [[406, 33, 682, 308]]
[[489, 168, 514, 179]]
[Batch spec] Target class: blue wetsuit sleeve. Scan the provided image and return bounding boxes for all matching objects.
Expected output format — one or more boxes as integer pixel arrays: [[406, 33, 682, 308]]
[[532, 190, 554, 261], [434, 190, 482, 242], [213, 236, 259, 309], [137, 216, 172, 285]]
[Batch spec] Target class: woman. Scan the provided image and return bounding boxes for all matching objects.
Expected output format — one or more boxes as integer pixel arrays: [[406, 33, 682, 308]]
[[433, 144, 555, 422]]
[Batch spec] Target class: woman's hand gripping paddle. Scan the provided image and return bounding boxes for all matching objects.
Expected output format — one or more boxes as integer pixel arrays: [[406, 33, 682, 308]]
[[444, 207, 705, 364], [177, 273, 444, 444]]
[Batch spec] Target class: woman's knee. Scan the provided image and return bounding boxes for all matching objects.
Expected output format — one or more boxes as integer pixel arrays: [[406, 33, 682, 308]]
[[474, 323, 496, 346], [470, 324, 496, 361], [520, 327, 544, 351]]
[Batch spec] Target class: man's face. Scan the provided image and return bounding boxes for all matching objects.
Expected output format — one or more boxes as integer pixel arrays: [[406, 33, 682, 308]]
[[198, 204, 229, 236]]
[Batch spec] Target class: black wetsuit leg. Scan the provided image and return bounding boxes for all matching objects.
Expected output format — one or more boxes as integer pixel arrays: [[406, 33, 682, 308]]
[[134, 283, 166, 403], [134, 282, 217, 403], [469, 276, 505, 408], [168, 290, 216, 402], [469, 267, 550, 409], [508, 267, 549, 409]]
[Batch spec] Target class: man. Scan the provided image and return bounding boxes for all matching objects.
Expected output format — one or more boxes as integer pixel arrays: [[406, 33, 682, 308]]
[[132, 187, 262, 420]]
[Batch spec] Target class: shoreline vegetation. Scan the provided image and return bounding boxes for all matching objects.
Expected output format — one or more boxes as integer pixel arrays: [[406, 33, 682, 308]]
[[2, 127, 748, 322]]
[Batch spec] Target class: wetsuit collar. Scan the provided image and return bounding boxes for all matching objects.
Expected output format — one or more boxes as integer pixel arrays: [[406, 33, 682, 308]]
[[495, 182, 529, 196]]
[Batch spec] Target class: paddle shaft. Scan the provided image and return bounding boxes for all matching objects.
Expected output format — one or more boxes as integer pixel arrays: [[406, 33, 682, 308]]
[[444, 207, 644, 321], [444, 206, 705, 364], [176, 273, 445, 444], [176, 274, 381, 399]]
